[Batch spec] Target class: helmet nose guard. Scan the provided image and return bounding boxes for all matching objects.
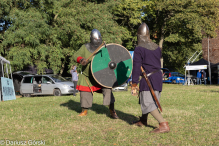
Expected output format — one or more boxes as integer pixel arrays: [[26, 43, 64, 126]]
[[90, 29, 103, 50]]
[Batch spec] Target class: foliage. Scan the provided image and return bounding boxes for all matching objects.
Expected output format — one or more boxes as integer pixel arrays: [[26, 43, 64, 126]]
[[0, 0, 127, 74], [1, 0, 219, 74], [113, 0, 153, 49], [142, 0, 219, 72]]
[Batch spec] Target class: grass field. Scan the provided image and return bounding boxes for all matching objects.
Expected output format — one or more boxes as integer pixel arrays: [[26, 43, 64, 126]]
[[0, 84, 218, 146]]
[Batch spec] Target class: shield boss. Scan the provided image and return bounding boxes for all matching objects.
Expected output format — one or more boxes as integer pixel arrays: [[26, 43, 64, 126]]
[[91, 43, 133, 88]]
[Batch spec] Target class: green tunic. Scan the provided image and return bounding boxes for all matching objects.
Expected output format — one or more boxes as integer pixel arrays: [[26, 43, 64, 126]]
[[73, 45, 101, 92]]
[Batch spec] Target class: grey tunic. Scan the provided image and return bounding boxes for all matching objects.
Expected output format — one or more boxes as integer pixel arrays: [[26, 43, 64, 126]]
[[140, 91, 161, 114]]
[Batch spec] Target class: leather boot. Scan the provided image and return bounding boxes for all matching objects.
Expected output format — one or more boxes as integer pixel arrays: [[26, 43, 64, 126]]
[[132, 117, 147, 127], [78, 109, 88, 116], [150, 122, 170, 134], [109, 109, 119, 119], [109, 103, 119, 119]]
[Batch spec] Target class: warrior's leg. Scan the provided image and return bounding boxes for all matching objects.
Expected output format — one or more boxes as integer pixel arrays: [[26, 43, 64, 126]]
[[132, 113, 148, 127], [149, 109, 170, 133], [102, 88, 119, 119], [132, 91, 150, 126], [78, 91, 93, 116], [133, 90, 170, 132], [147, 91, 170, 133], [150, 109, 165, 123]]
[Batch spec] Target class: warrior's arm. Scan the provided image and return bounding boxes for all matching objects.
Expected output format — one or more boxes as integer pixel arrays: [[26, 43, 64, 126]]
[[132, 47, 142, 85], [73, 45, 85, 64]]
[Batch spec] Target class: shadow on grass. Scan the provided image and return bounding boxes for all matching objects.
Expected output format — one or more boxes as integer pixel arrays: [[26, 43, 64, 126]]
[[60, 99, 156, 128], [197, 90, 219, 93], [209, 90, 219, 93]]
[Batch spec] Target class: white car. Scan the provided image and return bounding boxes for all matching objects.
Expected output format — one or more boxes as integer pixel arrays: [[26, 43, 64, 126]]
[[20, 74, 77, 97]]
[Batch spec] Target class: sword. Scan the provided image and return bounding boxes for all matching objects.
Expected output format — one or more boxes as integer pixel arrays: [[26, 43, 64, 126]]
[[140, 66, 163, 112]]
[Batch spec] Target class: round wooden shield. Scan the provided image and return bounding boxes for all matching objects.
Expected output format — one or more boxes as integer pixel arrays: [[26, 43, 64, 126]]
[[91, 43, 133, 88]]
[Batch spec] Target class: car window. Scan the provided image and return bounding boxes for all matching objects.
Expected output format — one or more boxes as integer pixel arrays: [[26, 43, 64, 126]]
[[33, 76, 42, 84], [13, 74, 22, 81], [50, 75, 67, 82], [23, 77, 33, 83], [171, 73, 176, 76], [178, 73, 185, 77], [42, 76, 54, 84]]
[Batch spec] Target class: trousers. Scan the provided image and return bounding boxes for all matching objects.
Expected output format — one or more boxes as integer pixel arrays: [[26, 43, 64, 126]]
[[80, 88, 115, 108]]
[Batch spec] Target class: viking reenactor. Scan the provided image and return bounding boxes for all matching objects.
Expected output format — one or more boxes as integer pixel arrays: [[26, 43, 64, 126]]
[[73, 29, 119, 119], [131, 23, 170, 133]]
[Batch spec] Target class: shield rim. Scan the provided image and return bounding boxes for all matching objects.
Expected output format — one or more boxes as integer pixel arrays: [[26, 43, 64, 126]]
[[91, 43, 133, 88]]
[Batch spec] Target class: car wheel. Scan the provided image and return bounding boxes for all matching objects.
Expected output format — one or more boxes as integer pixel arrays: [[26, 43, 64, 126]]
[[172, 80, 176, 84], [23, 93, 31, 97], [53, 89, 61, 96]]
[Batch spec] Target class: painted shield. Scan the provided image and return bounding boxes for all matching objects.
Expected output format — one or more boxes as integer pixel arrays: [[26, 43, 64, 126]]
[[91, 43, 133, 88]]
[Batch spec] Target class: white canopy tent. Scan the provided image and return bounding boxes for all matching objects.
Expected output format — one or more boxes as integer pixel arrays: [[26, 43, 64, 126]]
[[184, 65, 207, 85]]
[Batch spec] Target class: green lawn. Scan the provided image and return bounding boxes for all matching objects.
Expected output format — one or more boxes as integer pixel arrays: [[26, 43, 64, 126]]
[[0, 84, 218, 146]]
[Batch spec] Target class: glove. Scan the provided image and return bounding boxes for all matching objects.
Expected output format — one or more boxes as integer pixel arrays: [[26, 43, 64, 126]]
[[131, 83, 139, 96], [80, 58, 89, 66]]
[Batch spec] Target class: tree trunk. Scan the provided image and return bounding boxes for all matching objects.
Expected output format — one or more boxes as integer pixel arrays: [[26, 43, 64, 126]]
[[59, 63, 65, 76], [159, 35, 164, 68], [159, 35, 164, 49], [59, 58, 66, 75]]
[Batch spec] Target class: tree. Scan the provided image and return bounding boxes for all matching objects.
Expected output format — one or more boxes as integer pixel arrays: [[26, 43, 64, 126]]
[[113, 0, 153, 49], [142, 0, 219, 72], [0, 0, 127, 75]]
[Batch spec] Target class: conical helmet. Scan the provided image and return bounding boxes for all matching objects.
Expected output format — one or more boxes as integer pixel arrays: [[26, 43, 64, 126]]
[[90, 29, 102, 50], [137, 23, 150, 44]]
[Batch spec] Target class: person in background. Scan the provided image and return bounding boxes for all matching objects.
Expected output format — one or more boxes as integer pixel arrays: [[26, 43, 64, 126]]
[[196, 70, 202, 85], [70, 65, 78, 96], [201, 70, 206, 85]]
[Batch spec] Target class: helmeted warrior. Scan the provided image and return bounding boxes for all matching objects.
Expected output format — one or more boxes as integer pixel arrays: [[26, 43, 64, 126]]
[[131, 23, 170, 133], [73, 29, 119, 119]]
